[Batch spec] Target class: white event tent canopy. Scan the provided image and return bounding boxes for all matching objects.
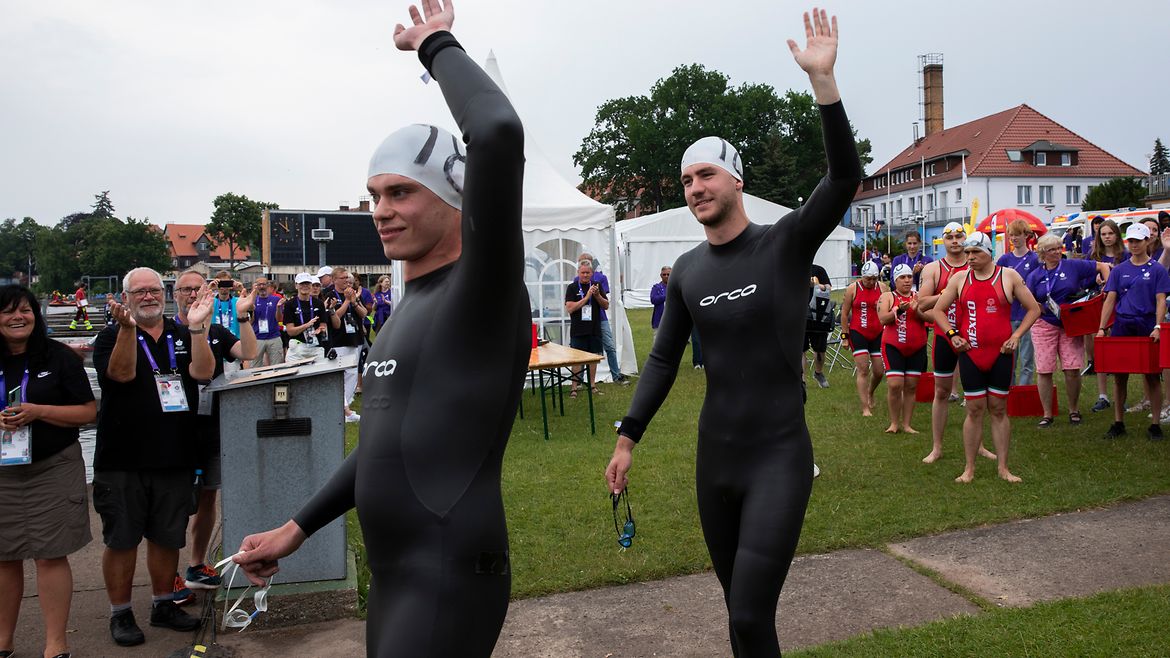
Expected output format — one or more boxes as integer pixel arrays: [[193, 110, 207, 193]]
[[483, 53, 637, 379], [616, 193, 855, 307]]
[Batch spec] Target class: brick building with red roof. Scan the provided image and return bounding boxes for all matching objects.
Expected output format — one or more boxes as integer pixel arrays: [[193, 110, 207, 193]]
[[850, 104, 1146, 257], [164, 223, 251, 270]]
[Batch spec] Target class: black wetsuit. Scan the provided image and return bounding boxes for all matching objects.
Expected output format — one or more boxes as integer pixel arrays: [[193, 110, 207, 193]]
[[291, 32, 529, 657], [619, 102, 861, 657]]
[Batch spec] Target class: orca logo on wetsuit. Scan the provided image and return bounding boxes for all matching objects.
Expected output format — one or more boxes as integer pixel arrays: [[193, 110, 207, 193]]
[[699, 284, 758, 307], [363, 359, 398, 378]]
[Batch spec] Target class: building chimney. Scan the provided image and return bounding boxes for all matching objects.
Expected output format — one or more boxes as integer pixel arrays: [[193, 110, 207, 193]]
[[359, 199, 370, 212], [920, 53, 944, 137]]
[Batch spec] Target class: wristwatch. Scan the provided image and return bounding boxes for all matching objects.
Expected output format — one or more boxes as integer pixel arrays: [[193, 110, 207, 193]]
[[945, 328, 959, 339], [237, 313, 251, 322]]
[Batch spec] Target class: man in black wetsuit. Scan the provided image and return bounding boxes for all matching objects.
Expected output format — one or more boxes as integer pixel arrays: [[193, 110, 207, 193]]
[[233, 2, 530, 656], [605, 9, 861, 656]]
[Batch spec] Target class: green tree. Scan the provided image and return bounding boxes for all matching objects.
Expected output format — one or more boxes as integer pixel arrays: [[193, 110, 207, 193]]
[[751, 90, 872, 208], [575, 65, 870, 217], [82, 217, 170, 277], [0, 217, 45, 279], [92, 190, 115, 218], [206, 193, 278, 269], [1082, 177, 1148, 211], [1151, 138, 1170, 176]]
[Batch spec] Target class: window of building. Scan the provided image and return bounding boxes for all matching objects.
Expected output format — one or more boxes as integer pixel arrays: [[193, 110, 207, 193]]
[[1035, 152, 1047, 166], [1066, 185, 1080, 205], [927, 193, 935, 211], [1006, 150, 1023, 162], [896, 199, 903, 216], [197, 240, 209, 251], [940, 191, 948, 208], [1017, 185, 1032, 205], [956, 188, 963, 202], [880, 202, 887, 219], [1061, 152, 1072, 166], [1039, 185, 1053, 205]]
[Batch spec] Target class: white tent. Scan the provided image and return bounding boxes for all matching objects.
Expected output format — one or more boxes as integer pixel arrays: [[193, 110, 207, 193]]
[[484, 54, 637, 379], [616, 193, 855, 307]]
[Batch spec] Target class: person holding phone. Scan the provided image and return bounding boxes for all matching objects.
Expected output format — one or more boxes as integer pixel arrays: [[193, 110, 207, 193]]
[[283, 273, 337, 361], [565, 260, 608, 397]]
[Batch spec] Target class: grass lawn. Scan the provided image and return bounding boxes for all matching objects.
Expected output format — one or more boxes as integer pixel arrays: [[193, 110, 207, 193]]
[[346, 306, 1170, 606], [789, 585, 1170, 657]]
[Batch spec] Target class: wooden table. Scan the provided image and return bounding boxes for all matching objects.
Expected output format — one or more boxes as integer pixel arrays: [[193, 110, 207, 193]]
[[523, 342, 603, 440]]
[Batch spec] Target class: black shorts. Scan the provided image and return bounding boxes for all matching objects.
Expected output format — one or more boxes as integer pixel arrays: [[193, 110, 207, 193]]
[[958, 352, 1013, 400], [570, 334, 603, 354], [848, 330, 882, 356], [803, 331, 828, 353], [932, 333, 960, 377], [92, 469, 194, 550], [882, 344, 928, 378]]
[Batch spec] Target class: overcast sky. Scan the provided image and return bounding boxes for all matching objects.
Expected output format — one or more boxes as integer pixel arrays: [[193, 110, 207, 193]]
[[3, 0, 1166, 226]]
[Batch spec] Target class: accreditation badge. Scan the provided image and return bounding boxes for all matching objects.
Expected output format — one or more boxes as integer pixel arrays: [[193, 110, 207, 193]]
[[345, 317, 357, 334], [258, 318, 270, 334], [581, 304, 593, 322], [0, 426, 31, 465], [155, 374, 190, 413]]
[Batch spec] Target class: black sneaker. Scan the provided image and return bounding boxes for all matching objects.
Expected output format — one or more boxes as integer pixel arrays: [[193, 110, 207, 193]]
[[1091, 397, 1111, 413], [150, 600, 201, 632], [1102, 421, 1127, 440], [1148, 425, 1164, 441], [1081, 360, 1095, 376], [110, 608, 145, 646]]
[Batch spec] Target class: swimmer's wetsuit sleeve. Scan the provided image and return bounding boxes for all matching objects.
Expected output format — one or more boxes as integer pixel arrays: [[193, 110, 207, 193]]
[[291, 32, 523, 536], [617, 102, 861, 444]]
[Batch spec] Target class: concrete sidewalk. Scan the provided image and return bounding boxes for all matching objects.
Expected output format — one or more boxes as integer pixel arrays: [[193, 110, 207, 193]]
[[13, 496, 1170, 657]]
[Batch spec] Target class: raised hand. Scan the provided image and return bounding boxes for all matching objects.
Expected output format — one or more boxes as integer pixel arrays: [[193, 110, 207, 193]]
[[787, 8, 838, 77], [393, 0, 454, 52], [187, 284, 215, 327], [110, 301, 136, 329]]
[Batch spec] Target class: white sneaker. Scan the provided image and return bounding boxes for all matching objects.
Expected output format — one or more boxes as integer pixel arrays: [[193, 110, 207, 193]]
[[1127, 399, 1151, 414], [345, 412, 361, 423], [813, 463, 821, 478], [1159, 407, 1170, 424]]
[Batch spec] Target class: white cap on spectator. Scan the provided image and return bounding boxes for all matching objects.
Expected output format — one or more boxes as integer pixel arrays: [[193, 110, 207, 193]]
[[1125, 223, 1151, 241], [309, 275, 321, 285], [295, 273, 313, 284], [892, 264, 914, 279], [317, 266, 334, 278]]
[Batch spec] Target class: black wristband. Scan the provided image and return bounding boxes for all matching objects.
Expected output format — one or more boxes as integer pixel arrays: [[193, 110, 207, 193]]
[[418, 31, 464, 76]]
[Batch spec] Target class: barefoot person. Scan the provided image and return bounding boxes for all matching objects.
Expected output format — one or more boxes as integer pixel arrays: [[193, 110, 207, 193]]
[[932, 233, 1041, 483], [915, 222, 982, 463], [878, 264, 928, 433], [605, 9, 862, 654], [233, 2, 531, 655], [841, 260, 886, 415]]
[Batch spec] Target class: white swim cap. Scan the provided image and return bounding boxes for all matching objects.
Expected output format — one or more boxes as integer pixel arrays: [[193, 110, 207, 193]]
[[861, 261, 880, 277], [368, 124, 465, 211], [680, 136, 743, 181], [963, 232, 994, 256], [892, 264, 914, 280]]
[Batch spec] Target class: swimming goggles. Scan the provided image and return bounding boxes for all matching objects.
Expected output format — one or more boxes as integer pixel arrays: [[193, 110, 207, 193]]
[[214, 552, 273, 632], [611, 487, 636, 549]]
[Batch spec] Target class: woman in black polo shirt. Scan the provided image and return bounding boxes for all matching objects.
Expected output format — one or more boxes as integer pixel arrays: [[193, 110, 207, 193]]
[[0, 285, 97, 658]]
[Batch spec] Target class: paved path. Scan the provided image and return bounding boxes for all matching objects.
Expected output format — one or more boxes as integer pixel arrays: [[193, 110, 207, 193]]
[[16, 494, 1166, 657]]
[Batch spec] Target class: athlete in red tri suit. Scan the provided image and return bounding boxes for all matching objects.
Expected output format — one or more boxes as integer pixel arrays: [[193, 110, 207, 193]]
[[841, 260, 886, 415], [933, 233, 1040, 483], [878, 264, 928, 433], [916, 222, 974, 463]]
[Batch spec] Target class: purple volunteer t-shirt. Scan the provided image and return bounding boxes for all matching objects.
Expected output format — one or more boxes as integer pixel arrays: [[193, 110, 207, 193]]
[[1025, 259, 1099, 327], [997, 251, 1041, 321], [252, 294, 283, 340], [572, 270, 612, 322], [1103, 259, 1170, 320], [891, 252, 932, 288]]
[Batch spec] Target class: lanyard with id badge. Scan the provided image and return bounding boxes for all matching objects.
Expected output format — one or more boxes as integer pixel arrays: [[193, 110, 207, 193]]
[[256, 297, 272, 335], [138, 333, 189, 413], [0, 364, 31, 465], [1042, 263, 1063, 319], [297, 299, 320, 346], [579, 284, 594, 322], [337, 293, 358, 334]]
